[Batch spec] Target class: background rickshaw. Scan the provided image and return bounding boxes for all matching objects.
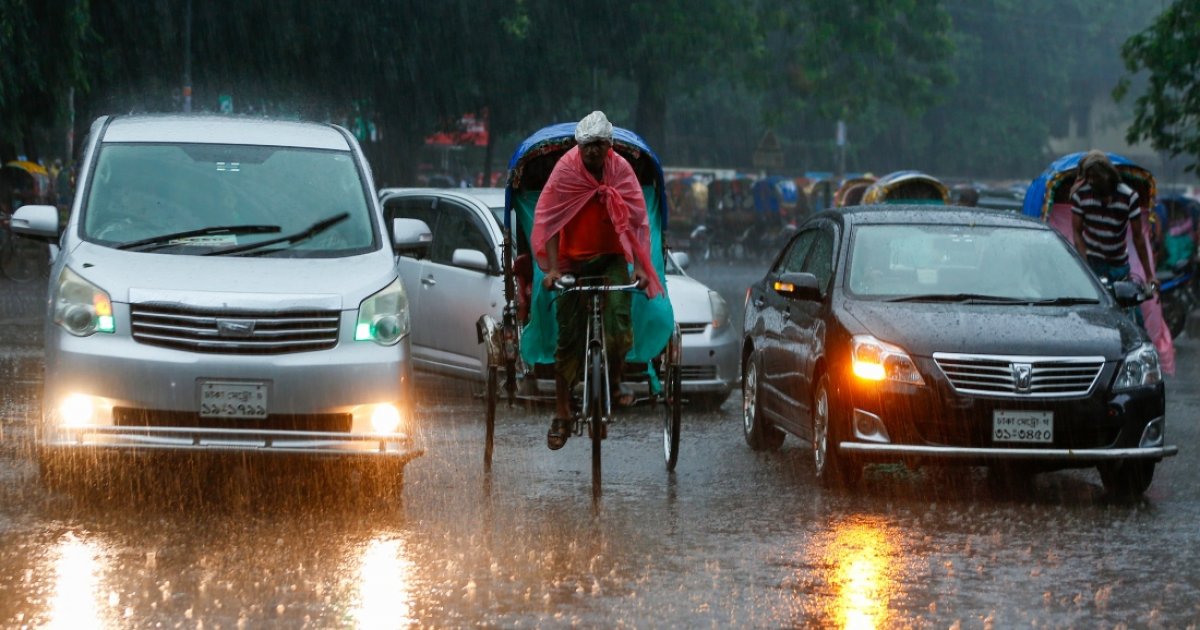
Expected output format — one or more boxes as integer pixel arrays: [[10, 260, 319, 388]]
[[860, 170, 950, 205], [804, 176, 836, 212], [0, 160, 52, 282], [665, 174, 708, 251], [697, 174, 756, 259], [477, 122, 683, 487], [833, 175, 876, 207], [749, 175, 803, 257], [1022, 151, 1178, 367]]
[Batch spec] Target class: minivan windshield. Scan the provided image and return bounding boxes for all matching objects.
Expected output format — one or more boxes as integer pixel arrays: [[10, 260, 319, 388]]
[[847, 224, 1103, 303], [82, 143, 377, 257]]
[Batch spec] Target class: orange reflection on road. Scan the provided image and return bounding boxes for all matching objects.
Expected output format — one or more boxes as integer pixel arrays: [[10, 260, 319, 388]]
[[47, 533, 107, 630], [353, 537, 416, 629], [817, 516, 902, 630]]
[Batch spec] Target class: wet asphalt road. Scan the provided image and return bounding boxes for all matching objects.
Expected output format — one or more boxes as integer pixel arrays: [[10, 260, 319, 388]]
[[2, 262, 1199, 628]]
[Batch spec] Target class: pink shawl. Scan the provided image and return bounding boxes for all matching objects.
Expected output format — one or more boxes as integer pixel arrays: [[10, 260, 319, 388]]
[[531, 146, 664, 298]]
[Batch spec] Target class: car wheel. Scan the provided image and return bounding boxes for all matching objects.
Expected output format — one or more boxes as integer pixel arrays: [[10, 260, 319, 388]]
[[1098, 460, 1155, 498], [742, 355, 784, 451], [812, 373, 861, 487]]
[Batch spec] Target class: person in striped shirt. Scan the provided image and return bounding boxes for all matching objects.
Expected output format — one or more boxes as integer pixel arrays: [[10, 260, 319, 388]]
[[1069, 150, 1158, 293]]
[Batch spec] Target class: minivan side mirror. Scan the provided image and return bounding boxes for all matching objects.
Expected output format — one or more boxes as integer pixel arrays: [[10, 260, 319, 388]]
[[451, 248, 490, 273], [773, 271, 821, 301], [392, 218, 432, 257], [1110, 280, 1148, 308], [10, 205, 59, 240]]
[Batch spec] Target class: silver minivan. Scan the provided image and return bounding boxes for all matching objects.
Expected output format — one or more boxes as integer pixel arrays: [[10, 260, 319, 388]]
[[10, 115, 428, 479]]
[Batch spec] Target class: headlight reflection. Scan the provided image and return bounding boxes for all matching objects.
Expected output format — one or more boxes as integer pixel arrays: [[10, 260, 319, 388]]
[[47, 533, 108, 630], [815, 517, 902, 629], [354, 536, 416, 629]]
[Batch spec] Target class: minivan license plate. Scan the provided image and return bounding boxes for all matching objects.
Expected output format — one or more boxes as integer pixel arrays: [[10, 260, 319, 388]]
[[200, 380, 268, 419], [992, 410, 1052, 443]]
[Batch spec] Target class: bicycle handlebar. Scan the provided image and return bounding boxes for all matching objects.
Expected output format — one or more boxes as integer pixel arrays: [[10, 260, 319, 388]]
[[553, 274, 643, 294]]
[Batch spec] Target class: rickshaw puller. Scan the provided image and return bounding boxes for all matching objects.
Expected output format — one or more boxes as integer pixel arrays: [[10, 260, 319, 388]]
[[531, 111, 663, 450], [1069, 150, 1158, 297]]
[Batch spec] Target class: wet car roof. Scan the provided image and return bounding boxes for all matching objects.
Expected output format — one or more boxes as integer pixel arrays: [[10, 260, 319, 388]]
[[829, 204, 1047, 228], [102, 115, 352, 151]]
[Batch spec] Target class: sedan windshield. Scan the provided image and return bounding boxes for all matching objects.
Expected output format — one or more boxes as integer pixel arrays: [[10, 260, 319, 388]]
[[82, 143, 377, 257], [847, 224, 1102, 302]]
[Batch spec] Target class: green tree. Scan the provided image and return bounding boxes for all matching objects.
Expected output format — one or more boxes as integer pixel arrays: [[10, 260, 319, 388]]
[[0, 0, 89, 161], [1117, 0, 1200, 173]]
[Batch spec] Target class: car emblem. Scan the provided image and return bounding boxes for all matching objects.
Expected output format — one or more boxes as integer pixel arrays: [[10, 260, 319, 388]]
[[217, 319, 257, 338], [1011, 362, 1033, 393]]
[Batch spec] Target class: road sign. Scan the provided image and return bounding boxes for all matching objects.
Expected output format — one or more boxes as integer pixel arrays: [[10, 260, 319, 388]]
[[752, 130, 784, 171]]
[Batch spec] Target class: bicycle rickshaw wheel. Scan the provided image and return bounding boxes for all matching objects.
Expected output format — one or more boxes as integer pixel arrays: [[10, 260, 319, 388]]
[[589, 349, 604, 493], [484, 365, 497, 469], [662, 336, 682, 471]]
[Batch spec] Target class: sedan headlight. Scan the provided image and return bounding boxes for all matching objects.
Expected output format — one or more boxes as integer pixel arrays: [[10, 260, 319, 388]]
[[53, 267, 115, 336], [709, 290, 729, 330], [1113, 342, 1161, 391], [355, 278, 410, 346], [851, 334, 925, 386]]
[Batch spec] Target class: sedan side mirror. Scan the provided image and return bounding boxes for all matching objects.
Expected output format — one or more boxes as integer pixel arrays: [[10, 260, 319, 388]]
[[1110, 280, 1148, 308], [671, 251, 691, 270], [773, 271, 821, 301], [392, 218, 432, 257], [10, 204, 60, 240], [451, 248, 490, 273]]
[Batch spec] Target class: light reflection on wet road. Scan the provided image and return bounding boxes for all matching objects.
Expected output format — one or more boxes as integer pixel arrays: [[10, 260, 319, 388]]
[[2, 264, 1199, 627]]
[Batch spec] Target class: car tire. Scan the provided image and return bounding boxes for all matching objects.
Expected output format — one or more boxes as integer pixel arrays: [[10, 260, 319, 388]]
[[742, 355, 784, 451], [812, 373, 861, 488], [1098, 460, 1155, 497]]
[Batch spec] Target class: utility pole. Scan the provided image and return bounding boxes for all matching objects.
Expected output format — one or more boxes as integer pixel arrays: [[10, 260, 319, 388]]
[[183, 0, 193, 112]]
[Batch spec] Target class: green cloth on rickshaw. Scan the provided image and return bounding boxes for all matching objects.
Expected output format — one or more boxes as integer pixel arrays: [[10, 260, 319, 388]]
[[515, 185, 674, 370], [553, 254, 632, 387]]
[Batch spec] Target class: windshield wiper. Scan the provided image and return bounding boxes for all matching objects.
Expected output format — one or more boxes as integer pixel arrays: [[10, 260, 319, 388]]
[[884, 293, 1028, 304], [204, 212, 350, 257], [1026, 297, 1101, 306], [116, 224, 281, 251]]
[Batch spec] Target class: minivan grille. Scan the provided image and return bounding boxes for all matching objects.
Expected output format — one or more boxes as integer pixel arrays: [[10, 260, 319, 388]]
[[130, 304, 340, 355], [678, 322, 708, 335], [933, 353, 1104, 398]]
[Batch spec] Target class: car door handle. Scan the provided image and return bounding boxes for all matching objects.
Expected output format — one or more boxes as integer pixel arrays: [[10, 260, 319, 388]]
[[753, 297, 765, 308], [782, 309, 791, 320], [421, 276, 436, 286]]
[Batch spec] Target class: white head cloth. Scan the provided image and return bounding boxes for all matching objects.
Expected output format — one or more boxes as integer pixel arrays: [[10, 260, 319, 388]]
[[574, 111, 613, 144]]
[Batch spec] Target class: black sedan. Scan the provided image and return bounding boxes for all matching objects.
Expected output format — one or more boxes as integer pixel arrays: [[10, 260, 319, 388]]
[[741, 206, 1178, 496]]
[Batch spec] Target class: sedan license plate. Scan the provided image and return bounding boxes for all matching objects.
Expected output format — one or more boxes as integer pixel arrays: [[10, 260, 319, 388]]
[[992, 410, 1052, 444], [200, 380, 268, 419]]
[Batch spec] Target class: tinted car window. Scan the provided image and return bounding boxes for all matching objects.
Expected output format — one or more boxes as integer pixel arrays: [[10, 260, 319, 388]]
[[801, 226, 836, 293], [432, 201, 494, 268], [777, 230, 817, 273], [847, 224, 1101, 300]]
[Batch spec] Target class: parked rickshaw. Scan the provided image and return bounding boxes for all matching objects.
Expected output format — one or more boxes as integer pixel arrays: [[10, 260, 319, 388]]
[[860, 171, 950, 205], [805, 176, 836, 212], [695, 175, 756, 259], [0, 160, 52, 282], [833, 175, 876, 207], [665, 174, 708, 249], [477, 123, 683, 491]]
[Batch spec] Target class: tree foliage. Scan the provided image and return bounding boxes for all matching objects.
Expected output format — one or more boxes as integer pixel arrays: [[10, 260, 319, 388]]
[[1117, 0, 1200, 173]]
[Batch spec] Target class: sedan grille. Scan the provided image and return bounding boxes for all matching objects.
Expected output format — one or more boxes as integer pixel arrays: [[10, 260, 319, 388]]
[[932, 353, 1104, 398], [680, 365, 718, 381], [130, 304, 341, 355], [678, 322, 709, 335]]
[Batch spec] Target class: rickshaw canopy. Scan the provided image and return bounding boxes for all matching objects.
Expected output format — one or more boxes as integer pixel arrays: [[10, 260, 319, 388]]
[[861, 171, 949, 205], [1021, 151, 1156, 222]]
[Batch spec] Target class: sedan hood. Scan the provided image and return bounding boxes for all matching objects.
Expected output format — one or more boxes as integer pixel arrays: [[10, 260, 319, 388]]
[[665, 274, 712, 325], [60, 241, 397, 310], [842, 299, 1143, 359]]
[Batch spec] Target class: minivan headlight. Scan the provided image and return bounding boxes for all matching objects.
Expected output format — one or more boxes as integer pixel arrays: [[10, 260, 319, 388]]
[[1113, 342, 1161, 391], [709, 290, 729, 330], [355, 278, 410, 346], [851, 334, 925, 386], [54, 267, 115, 336]]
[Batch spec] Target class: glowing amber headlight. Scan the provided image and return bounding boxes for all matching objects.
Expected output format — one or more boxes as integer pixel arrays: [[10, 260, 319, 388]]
[[851, 335, 925, 386]]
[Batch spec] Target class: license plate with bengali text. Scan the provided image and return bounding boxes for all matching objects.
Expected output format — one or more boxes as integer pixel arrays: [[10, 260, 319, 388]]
[[199, 380, 268, 419], [992, 410, 1053, 444]]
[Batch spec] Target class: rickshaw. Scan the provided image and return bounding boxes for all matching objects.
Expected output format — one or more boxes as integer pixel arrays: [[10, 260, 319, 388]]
[[477, 123, 683, 490], [860, 170, 950, 205], [696, 175, 756, 259], [1022, 152, 1179, 359], [804, 175, 836, 212], [749, 176, 803, 257], [833, 175, 876, 207], [0, 160, 52, 282], [665, 174, 708, 251]]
